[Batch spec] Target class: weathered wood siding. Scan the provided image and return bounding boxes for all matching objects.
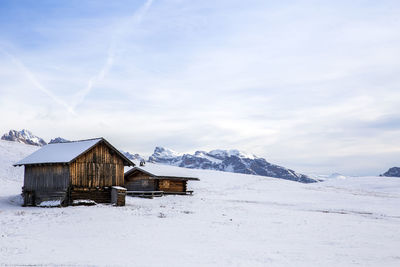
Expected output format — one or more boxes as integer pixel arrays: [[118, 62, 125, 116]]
[[158, 179, 186, 192], [70, 188, 111, 203], [70, 142, 124, 188], [24, 165, 70, 191], [23, 164, 70, 206], [125, 172, 156, 191]]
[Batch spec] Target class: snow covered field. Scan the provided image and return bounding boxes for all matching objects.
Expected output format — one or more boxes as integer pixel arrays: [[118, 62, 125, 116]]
[[1, 140, 400, 266]]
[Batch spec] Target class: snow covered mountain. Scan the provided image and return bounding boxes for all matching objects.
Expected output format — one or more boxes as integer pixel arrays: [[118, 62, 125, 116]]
[[121, 151, 145, 162], [0, 129, 314, 183], [1, 129, 71, 146], [148, 147, 316, 183], [49, 137, 70, 144], [1, 129, 47, 146], [381, 167, 400, 177]]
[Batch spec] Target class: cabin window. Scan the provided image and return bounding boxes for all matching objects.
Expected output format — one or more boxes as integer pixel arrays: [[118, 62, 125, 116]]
[[141, 180, 149, 186]]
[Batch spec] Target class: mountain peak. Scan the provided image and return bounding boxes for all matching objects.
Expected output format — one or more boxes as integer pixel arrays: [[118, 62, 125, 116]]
[[121, 150, 144, 162], [1, 129, 47, 146], [208, 149, 257, 160], [49, 137, 70, 144], [153, 147, 182, 158], [381, 167, 400, 177]]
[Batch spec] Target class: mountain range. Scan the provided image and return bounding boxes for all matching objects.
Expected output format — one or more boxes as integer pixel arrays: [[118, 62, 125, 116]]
[[147, 146, 317, 183], [4, 129, 378, 183]]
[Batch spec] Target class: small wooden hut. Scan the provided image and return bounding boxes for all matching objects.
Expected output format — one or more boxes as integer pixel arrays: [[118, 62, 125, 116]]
[[14, 138, 134, 206], [124, 163, 199, 197]]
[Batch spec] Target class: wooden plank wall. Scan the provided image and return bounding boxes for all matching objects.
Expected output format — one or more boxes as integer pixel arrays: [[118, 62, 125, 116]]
[[24, 165, 70, 191], [70, 188, 111, 203], [158, 179, 186, 192], [23, 164, 70, 206], [125, 172, 150, 181], [125, 172, 156, 191], [117, 191, 125, 206], [111, 187, 126, 206], [126, 179, 156, 191], [70, 142, 124, 188]]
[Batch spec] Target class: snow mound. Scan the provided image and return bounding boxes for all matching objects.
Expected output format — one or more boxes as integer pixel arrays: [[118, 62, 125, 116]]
[[37, 200, 62, 207]]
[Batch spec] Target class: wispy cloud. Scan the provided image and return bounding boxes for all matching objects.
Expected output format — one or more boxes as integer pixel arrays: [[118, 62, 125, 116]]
[[0, 47, 75, 114], [71, 0, 154, 111]]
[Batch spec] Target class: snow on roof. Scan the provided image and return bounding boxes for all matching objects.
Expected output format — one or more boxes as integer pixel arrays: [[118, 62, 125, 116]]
[[126, 163, 200, 180], [14, 138, 103, 166]]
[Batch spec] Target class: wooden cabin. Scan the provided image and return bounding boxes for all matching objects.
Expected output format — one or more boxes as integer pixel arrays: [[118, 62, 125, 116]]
[[14, 138, 134, 207], [124, 163, 199, 197]]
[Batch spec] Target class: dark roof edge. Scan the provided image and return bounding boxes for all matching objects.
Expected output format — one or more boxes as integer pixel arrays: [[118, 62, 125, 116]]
[[13, 162, 70, 167], [150, 176, 200, 181]]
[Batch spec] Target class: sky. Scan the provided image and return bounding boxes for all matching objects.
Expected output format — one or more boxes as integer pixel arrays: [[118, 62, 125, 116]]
[[0, 0, 400, 176]]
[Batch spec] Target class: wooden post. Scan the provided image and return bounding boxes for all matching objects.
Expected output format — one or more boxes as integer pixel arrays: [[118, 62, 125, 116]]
[[111, 186, 127, 206]]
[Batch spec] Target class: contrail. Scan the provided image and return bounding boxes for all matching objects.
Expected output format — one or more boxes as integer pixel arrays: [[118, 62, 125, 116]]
[[71, 0, 154, 111], [0, 48, 75, 115]]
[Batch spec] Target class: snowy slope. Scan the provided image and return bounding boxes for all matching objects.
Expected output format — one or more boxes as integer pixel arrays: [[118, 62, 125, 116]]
[[0, 140, 38, 183], [1, 141, 400, 266]]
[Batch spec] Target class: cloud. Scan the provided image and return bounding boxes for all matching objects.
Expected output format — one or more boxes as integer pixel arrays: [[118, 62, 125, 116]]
[[71, 0, 154, 111], [0, 47, 75, 114], [362, 115, 400, 130], [1, 1, 400, 175]]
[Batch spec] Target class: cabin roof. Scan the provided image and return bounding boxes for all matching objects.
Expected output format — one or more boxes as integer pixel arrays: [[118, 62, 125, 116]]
[[14, 137, 134, 167], [125, 163, 200, 181]]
